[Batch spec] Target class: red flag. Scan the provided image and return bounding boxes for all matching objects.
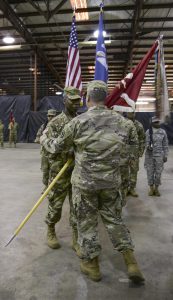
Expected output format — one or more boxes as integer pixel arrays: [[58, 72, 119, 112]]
[[65, 14, 82, 92], [10, 111, 14, 124], [106, 41, 159, 111]]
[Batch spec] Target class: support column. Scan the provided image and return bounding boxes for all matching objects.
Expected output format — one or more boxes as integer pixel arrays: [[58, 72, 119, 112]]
[[33, 51, 37, 111]]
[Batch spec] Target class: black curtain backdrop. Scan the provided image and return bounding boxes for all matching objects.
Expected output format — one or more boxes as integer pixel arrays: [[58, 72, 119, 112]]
[[0, 95, 31, 141], [28, 111, 47, 142], [37, 96, 64, 112], [0, 95, 172, 144]]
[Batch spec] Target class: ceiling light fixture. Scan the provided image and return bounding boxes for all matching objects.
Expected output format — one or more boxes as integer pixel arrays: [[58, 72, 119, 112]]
[[94, 30, 106, 38], [56, 91, 63, 95], [136, 101, 149, 105], [70, 0, 89, 21], [3, 36, 15, 44], [88, 66, 95, 70], [79, 40, 111, 46], [0, 45, 21, 51]]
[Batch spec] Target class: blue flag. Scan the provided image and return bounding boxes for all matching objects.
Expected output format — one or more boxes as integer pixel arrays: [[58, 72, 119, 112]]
[[94, 5, 108, 83]]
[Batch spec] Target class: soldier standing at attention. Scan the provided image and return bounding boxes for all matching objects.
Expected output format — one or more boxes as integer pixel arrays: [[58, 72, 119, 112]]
[[111, 109, 138, 206], [8, 117, 18, 147], [113, 112, 138, 205], [144, 116, 169, 196], [0, 119, 4, 148], [42, 87, 81, 251], [126, 112, 145, 197], [41, 80, 145, 284], [35, 109, 57, 188]]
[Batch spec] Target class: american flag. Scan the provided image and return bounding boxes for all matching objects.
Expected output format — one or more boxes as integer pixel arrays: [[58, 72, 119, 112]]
[[65, 15, 82, 92]]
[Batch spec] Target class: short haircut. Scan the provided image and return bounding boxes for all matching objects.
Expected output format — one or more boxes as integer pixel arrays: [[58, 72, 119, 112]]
[[88, 88, 107, 103]]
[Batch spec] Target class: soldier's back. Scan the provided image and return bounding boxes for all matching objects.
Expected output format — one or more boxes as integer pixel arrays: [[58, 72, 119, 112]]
[[71, 107, 129, 190]]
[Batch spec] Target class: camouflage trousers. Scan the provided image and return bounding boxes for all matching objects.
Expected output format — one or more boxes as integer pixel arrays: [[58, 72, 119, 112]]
[[128, 158, 139, 189], [0, 135, 3, 147], [120, 164, 129, 205], [120, 158, 139, 202], [144, 155, 164, 186], [46, 172, 76, 230], [41, 154, 50, 187], [72, 186, 134, 260], [9, 133, 17, 145]]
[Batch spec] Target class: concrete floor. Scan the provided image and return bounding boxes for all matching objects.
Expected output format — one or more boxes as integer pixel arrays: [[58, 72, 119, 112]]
[[0, 143, 173, 300]]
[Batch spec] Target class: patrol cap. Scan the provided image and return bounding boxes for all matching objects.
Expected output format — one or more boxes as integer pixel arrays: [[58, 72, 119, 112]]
[[47, 109, 57, 116], [151, 116, 160, 123], [87, 80, 108, 95], [64, 86, 81, 100]]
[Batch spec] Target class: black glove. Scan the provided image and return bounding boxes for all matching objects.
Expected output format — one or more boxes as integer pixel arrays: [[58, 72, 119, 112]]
[[163, 157, 167, 163]]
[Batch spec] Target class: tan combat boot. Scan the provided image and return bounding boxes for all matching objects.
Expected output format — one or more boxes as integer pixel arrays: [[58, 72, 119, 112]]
[[47, 224, 61, 249], [122, 250, 145, 284], [129, 188, 138, 197], [148, 185, 155, 196], [80, 257, 102, 282], [154, 186, 161, 196]]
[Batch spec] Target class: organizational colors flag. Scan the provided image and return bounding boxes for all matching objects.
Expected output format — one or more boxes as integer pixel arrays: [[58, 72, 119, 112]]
[[65, 15, 82, 91], [10, 110, 14, 123], [155, 37, 169, 122], [106, 41, 158, 110], [94, 4, 108, 83]]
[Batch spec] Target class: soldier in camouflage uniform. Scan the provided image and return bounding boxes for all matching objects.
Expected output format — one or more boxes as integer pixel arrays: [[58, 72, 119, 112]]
[[144, 116, 168, 196], [126, 112, 145, 197], [35, 109, 57, 187], [42, 87, 81, 250], [111, 110, 138, 206], [41, 81, 145, 284], [0, 120, 4, 148], [8, 118, 18, 147]]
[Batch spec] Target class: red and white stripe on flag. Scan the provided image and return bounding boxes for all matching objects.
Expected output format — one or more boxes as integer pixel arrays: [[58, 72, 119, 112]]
[[65, 15, 82, 92], [106, 41, 158, 111]]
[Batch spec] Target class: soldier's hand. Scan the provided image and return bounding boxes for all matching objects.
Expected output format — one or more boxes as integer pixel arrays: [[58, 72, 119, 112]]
[[147, 145, 153, 151], [42, 127, 49, 135], [68, 148, 74, 159], [163, 157, 167, 163], [128, 159, 133, 166], [40, 134, 47, 145]]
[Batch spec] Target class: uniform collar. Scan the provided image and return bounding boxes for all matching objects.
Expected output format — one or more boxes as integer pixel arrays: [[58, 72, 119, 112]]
[[88, 105, 106, 111]]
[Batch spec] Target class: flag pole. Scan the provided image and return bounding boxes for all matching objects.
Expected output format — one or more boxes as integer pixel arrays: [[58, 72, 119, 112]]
[[94, 0, 108, 82], [5, 158, 73, 247], [73, 6, 75, 16]]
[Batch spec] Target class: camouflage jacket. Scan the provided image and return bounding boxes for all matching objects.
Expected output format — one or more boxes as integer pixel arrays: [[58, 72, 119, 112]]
[[111, 112, 138, 164], [41, 106, 138, 190], [43, 111, 74, 174], [0, 123, 4, 136], [8, 122, 18, 133], [35, 124, 45, 143], [145, 128, 169, 157], [133, 120, 145, 157]]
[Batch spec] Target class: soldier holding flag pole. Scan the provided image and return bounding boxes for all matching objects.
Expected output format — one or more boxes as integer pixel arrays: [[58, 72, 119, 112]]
[[41, 80, 145, 284], [40, 3, 145, 284], [41, 11, 82, 251], [106, 41, 159, 200]]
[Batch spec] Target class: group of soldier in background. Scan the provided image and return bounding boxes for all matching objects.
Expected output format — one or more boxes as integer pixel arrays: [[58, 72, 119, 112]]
[[0, 118, 18, 148], [36, 80, 168, 284]]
